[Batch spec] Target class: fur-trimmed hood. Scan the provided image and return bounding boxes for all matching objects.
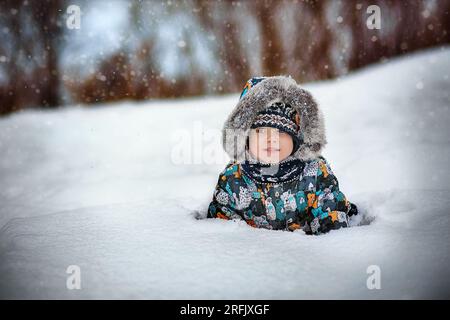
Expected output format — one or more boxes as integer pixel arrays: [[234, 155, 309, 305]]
[[222, 75, 327, 162]]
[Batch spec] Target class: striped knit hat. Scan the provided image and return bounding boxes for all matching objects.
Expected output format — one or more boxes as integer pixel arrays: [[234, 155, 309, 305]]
[[251, 101, 299, 136]]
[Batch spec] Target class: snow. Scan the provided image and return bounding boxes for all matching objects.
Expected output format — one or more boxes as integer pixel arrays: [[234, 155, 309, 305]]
[[0, 46, 449, 299]]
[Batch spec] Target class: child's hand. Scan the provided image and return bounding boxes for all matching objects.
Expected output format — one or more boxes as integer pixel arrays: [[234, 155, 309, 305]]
[[348, 203, 358, 216]]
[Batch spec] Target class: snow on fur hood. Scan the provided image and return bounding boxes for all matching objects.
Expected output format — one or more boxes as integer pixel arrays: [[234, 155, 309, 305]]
[[222, 75, 327, 162]]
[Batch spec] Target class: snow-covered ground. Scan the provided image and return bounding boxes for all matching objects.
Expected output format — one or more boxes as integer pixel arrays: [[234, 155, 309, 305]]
[[0, 47, 449, 299]]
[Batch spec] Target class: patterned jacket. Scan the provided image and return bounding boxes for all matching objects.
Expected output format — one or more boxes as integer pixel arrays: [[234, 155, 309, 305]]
[[207, 156, 351, 234]]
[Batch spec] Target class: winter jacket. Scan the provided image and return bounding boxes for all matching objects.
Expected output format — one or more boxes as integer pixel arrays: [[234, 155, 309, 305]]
[[207, 156, 351, 234], [207, 75, 355, 234]]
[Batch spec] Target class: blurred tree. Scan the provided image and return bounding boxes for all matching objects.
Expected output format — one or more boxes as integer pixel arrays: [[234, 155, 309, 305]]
[[252, 0, 286, 76], [0, 0, 449, 115], [70, 52, 133, 103], [0, 0, 64, 114], [29, 0, 63, 108], [295, 0, 335, 81]]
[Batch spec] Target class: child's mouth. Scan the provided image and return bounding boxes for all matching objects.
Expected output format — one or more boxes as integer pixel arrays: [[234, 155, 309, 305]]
[[264, 148, 280, 153]]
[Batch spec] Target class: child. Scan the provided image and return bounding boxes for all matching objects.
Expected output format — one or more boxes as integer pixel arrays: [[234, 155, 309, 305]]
[[207, 75, 358, 235]]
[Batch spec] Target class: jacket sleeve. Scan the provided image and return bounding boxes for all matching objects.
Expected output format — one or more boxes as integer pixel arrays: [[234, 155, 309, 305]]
[[304, 157, 351, 235], [207, 166, 245, 221]]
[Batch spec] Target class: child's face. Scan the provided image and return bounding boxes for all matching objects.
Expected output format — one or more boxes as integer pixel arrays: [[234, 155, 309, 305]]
[[248, 127, 293, 164]]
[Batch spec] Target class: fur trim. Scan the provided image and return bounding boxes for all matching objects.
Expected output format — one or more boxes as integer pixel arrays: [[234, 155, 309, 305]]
[[222, 75, 327, 162]]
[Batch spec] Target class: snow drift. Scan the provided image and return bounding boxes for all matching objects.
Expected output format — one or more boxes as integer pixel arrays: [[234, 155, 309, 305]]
[[0, 47, 449, 299]]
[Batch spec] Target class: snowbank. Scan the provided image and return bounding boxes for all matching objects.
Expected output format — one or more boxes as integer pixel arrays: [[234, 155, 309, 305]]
[[0, 47, 449, 299]]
